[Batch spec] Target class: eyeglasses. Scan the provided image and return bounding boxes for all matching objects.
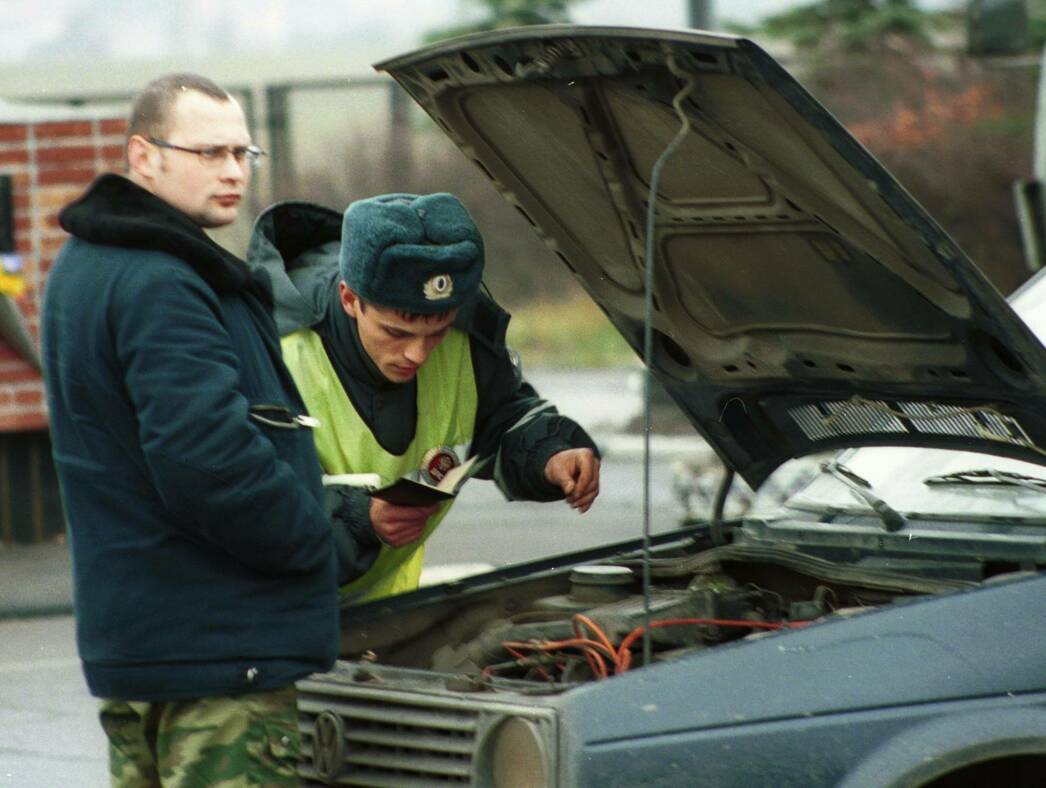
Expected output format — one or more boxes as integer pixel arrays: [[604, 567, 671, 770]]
[[146, 137, 267, 167]]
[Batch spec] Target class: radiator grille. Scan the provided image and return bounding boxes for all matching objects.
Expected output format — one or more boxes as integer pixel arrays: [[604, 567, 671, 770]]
[[298, 689, 477, 786]]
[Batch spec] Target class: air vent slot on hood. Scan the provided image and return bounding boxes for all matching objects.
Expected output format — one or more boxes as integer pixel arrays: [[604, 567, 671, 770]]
[[789, 398, 1034, 449], [790, 399, 906, 441]]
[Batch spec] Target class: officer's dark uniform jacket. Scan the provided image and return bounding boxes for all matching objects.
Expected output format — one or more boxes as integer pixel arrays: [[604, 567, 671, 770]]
[[41, 175, 339, 701], [247, 202, 599, 574]]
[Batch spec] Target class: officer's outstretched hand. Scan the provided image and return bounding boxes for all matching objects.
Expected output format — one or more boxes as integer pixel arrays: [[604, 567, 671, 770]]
[[369, 499, 441, 547], [544, 448, 600, 513]]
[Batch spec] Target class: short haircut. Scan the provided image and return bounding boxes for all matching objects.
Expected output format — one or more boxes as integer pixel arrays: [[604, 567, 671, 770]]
[[127, 73, 231, 142], [357, 295, 454, 324]]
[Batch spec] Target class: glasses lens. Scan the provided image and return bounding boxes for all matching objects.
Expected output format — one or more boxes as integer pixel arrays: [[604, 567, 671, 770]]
[[189, 144, 265, 167], [198, 146, 228, 165], [245, 146, 266, 166]]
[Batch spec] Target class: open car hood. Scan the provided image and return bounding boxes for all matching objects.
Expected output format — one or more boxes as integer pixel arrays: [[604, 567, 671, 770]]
[[377, 26, 1046, 488]]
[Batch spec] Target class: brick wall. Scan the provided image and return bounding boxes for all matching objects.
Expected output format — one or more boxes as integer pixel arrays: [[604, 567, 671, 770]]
[[0, 113, 126, 432]]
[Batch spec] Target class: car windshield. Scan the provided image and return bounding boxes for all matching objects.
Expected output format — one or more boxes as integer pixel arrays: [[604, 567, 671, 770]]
[[773, 267, 1046, 525], [780, 446, 1046, 523]]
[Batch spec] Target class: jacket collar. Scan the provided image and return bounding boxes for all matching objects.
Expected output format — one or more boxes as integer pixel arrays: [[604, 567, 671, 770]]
[[59, 173, 267, 300], [247, 201, 344, 335]]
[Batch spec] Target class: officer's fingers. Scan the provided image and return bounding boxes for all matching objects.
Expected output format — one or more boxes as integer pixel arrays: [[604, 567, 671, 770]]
[[381, 530, 409, 548], [374, 518, 411, 544], [385, 517, 427, 546], [563, 454, 598, 504], [544, 453, 574, 494], [544, 452, 568, 478], [568, 473, 599, 507], [370, 497, 392, 518], [572, 485, 599, 513], [372, 522, 400, 546], [387, 522, 425, 547], [570, 454, 599, 499], [382, 503, 439, 527], [575, 468, 600, 499], [371, 500, 436, 544], [399, 504, 436, 525], [370, 498, 408, 526]]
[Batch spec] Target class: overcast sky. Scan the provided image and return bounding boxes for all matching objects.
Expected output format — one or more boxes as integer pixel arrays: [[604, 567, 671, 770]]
[[0, 0, 964, 63]]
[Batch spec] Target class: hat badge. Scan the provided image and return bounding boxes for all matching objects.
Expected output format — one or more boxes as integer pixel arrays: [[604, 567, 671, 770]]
[[423, 273, 454, 301]]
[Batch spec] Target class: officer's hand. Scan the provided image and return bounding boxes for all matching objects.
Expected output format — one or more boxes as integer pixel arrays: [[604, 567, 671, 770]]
[[544, 448, 600, 513], [369, 499, 440, 547]]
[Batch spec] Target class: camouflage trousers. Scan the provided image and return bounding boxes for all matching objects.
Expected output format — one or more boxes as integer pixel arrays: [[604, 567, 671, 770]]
[[98, 685, 300, 788]]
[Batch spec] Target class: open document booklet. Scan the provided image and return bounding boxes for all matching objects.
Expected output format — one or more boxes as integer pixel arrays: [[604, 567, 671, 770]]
[[322, 454, 490, 507]]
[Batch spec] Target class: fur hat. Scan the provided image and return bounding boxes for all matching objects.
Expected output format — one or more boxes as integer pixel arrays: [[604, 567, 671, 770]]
[[339, 192, 484, 313]]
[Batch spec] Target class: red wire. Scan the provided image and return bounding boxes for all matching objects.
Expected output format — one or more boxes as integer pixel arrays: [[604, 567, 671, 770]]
[[502, 637, 616, 680], [615, 617, 809, 673], [504, 643, 553, 681], [497, 615, 810, 680], [573, 614, 617, 655]]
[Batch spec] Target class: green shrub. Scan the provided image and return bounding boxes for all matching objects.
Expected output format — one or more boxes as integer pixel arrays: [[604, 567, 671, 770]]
[[506, 296, 636, 368]]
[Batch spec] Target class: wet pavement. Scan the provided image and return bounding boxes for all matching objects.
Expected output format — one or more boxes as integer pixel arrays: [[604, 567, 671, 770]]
[[0, 616, 105, 787]]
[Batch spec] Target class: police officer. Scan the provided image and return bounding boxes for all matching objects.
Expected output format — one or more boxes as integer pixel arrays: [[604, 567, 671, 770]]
[[249, 193, 601, 603]]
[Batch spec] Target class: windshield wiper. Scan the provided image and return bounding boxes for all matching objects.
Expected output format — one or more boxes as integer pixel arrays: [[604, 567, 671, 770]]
[[923, 468, 1046, 493], [820, 460, 907, 531]]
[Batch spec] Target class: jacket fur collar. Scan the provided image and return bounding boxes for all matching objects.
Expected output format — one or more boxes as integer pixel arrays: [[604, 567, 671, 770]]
[[59, 173, 270, 302]]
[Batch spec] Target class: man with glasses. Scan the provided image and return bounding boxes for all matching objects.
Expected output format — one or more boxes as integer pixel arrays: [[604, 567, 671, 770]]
[[41, 73, 355, 786]]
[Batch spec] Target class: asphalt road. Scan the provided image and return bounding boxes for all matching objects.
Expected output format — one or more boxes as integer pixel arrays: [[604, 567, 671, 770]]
[[0, 616, 103, 787]]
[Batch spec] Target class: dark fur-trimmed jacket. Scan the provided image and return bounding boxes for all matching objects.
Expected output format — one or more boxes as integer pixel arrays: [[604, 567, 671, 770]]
[[42, 174, 339, 701]]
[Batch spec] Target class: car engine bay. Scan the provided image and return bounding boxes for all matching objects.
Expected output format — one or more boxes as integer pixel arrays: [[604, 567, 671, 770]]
[[340, 536, 975, 688]]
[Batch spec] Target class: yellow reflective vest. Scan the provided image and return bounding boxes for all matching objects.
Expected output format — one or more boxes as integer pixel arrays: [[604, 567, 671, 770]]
[[281, 327, 477, 603]]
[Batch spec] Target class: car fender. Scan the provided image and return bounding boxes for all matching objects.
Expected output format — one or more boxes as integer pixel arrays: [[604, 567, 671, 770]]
[[837, 701, 1046, 788]]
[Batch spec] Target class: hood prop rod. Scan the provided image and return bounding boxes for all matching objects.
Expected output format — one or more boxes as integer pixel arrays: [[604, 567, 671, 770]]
[[639, 48, 697, 668]]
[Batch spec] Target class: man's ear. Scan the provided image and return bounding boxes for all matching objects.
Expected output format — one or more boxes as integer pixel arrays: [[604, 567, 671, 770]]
[[126, 135, 157, 182], [339, 281, 360, 318]]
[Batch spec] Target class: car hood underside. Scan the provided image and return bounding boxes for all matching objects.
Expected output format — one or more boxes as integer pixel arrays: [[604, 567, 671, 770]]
[[377, 25, 1046, 487]]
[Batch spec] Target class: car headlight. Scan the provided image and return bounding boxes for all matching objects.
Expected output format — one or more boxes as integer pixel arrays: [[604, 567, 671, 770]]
[[479, 716, 552, 787]]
